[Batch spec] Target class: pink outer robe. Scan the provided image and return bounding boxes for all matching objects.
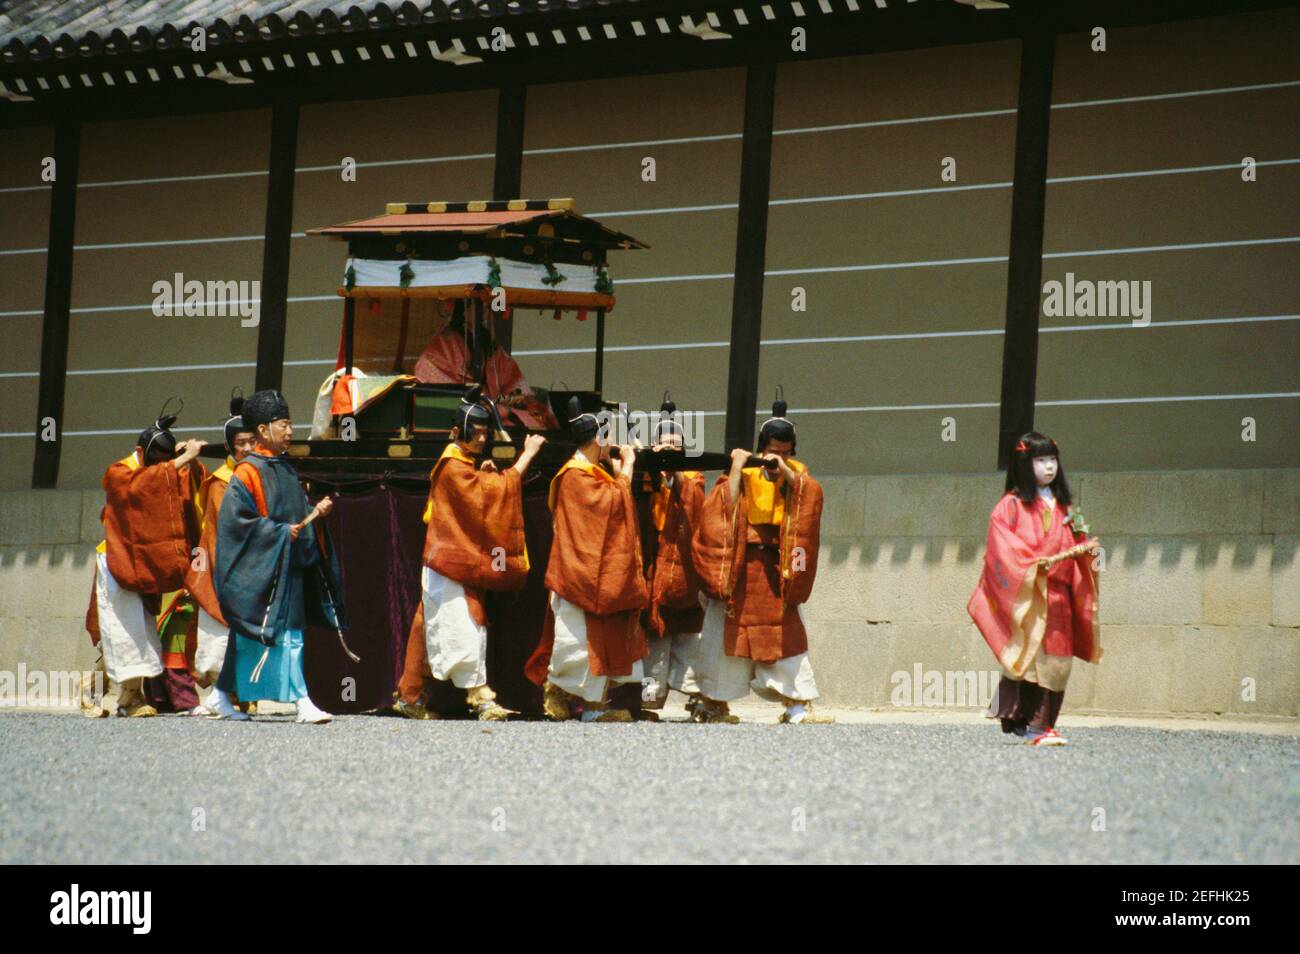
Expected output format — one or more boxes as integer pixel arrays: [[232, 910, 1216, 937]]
[[967, 492, 1101, 679]]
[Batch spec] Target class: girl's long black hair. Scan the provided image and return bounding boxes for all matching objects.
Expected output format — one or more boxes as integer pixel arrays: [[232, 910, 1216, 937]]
[[1005, 431, 1073, 506]]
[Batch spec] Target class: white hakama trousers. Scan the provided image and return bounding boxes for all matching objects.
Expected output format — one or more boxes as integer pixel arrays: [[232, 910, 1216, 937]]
[[667, 593, 708, 695], [641, 635, 673, 706], [94, 551, 163, 684], [645, 622, 705, 704], [194, 607, 229, 683], [547, 593, 643, 704], [691, 596, 819, 704], [422, 566, 488, 689]]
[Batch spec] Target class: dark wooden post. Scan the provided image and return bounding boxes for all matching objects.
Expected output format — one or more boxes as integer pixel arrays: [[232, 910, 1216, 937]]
[[996, 13, 1057, 468], [594, 307, 606, 395], [724, 62, 776, 453], [32, 120, 81, 489], [254, 102, 300, 393], [492, 85, 527, 355], [343, 296, 356, 375]]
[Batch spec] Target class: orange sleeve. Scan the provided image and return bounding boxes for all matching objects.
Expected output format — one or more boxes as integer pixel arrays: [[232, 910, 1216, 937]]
[[232, 462, 269, 518]]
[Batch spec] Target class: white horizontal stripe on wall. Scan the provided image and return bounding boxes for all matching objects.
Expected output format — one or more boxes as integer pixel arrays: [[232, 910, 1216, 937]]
[[1, 426, 227, 438], [1, 79, 1294, 196], [0, 294, 339, 318], [689, 391, 1300, 418], [1, 314, 1294, 379], [0, 230, 1295, 318], [4, 391, 1297, 439], [6, 157, 1297, 256], [0, 357, 334, 379], [730, 392, 1300, 417]]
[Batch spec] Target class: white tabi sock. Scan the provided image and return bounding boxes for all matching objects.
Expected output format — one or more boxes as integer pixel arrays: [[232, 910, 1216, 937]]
[[295, 696, 333, 724], [211, 688, 249, 721]]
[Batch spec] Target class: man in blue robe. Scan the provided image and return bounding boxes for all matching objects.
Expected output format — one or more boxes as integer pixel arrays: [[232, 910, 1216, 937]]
[[214, 389, 345, 724]]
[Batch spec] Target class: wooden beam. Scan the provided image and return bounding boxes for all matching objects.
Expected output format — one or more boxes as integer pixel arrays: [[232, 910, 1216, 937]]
[[492, 85, 527, 355], [594, 307, 606, 395], [996, 13, 1056, 469], [31, 121, 80, 489], [723, 62, 776, 452], [254, 101, 299, 393], [343, 296, 356, 376]]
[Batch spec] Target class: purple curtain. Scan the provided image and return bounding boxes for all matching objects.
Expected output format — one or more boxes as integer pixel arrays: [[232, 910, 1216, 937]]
[[303, 480, 553, 716], [303, 485, 426, 713]]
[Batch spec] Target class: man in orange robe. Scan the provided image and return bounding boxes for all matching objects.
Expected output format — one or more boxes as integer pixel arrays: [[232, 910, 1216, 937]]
[[526, 400, 648, 722], [689, 401, 830, 724], [184, 395, 257, 719], [419, 390, 546, 720], [86, 407, 207, 717], [640, 412, 707, 716]]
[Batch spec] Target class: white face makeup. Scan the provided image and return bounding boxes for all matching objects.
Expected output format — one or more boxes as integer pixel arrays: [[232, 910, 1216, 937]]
[[457, 422, 488, 454], [655, 430, 684, 452], [231, 432, 256, 461], [1032, 455, 1058, 488]]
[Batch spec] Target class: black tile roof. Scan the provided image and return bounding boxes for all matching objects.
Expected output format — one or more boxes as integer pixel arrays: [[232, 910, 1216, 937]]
[[0, 1, 654, 64], [0, 0, 1284, 120]]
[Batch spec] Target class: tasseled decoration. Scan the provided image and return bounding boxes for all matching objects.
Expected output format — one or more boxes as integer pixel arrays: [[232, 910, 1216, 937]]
[[487, 256, 502, 289], [551, 308, 562, 321], [541, 261, 566, 287], [250, 557, 285, 685], [313, 563, 360, 664], [575, 308, 588, 322], [249, 646, 270, 684], [336, 629, 361, 664], [399, 259, 414, 289]]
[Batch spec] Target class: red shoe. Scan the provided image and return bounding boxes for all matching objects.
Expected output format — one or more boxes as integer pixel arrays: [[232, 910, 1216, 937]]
[[1027, 727, 1068, 747]]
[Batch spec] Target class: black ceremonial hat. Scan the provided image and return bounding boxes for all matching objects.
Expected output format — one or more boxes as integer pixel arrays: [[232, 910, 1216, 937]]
[[242, 389, 291, 428], [567, 396, 599, 444], [654, 390, 684, 442], [757, 386, 795, 448], [223, 388, 250, 455], [137, 396, 182, 460], [455, 385, 494, 434]]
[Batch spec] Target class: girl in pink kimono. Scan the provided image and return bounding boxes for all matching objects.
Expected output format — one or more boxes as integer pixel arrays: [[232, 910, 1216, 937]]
[[968, 433, 1101, 746]]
